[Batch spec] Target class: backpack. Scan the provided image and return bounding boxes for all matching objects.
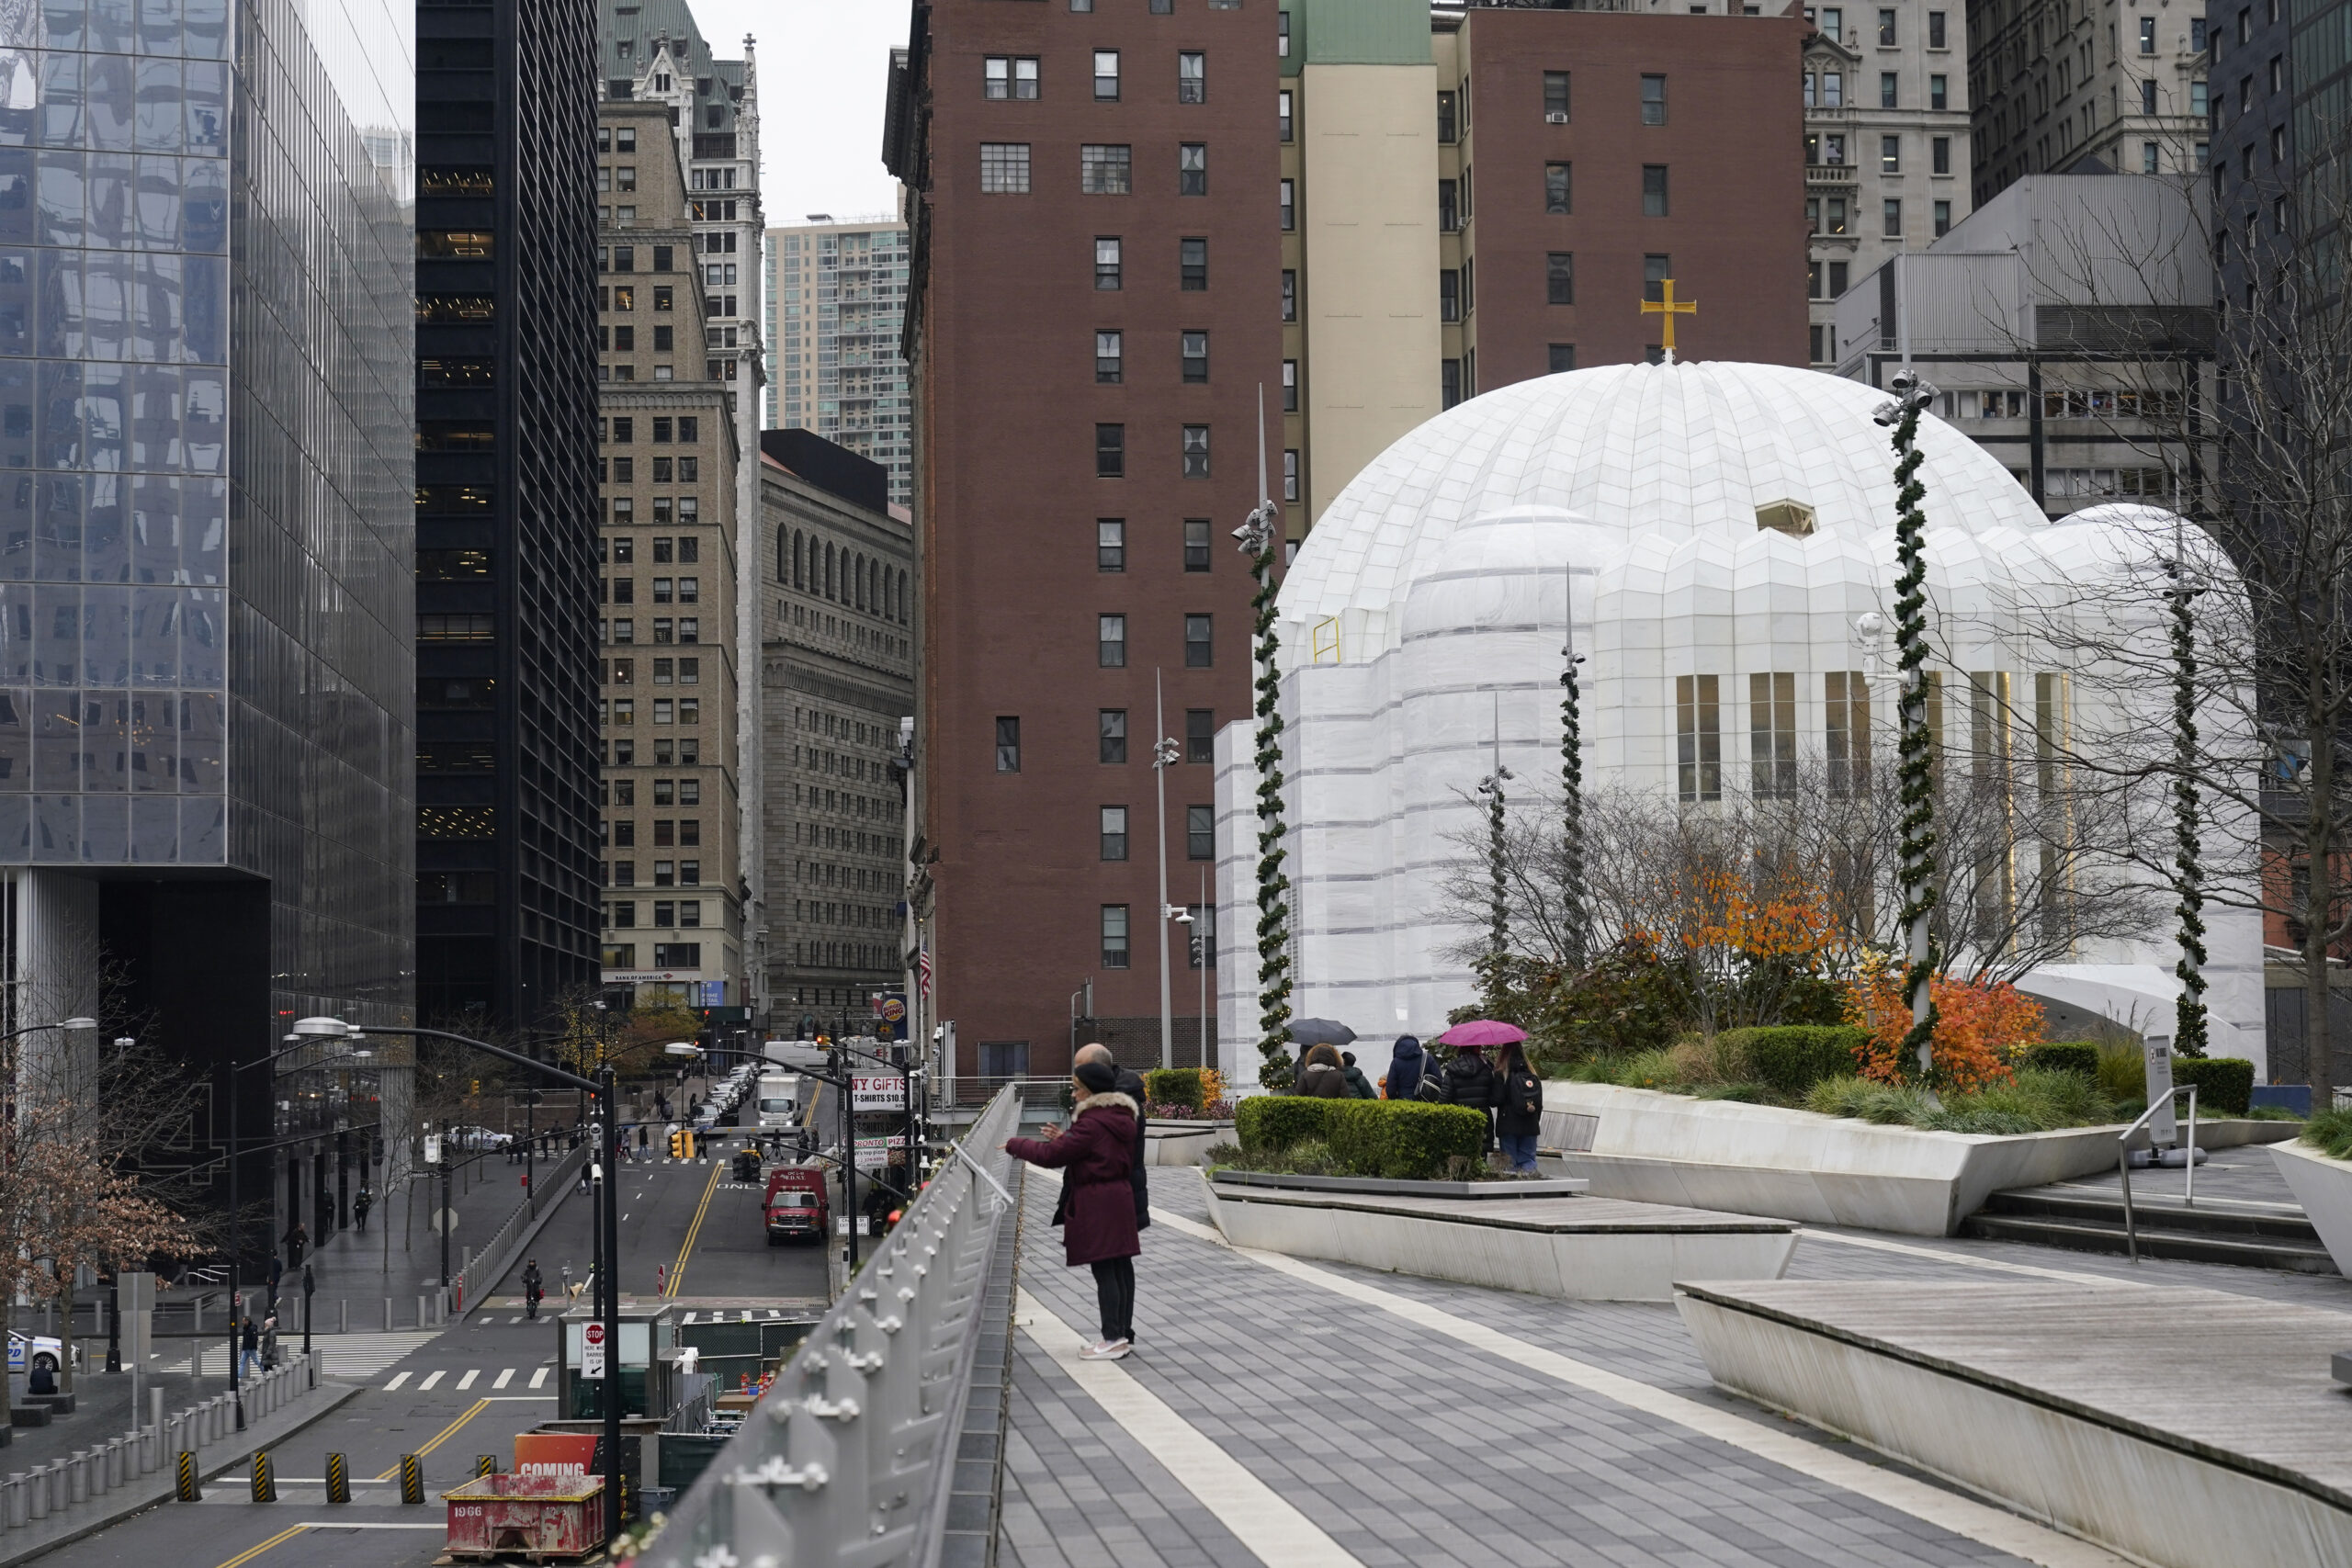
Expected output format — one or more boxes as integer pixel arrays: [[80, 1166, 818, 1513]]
[[1508, 1069, 1541, 1118]]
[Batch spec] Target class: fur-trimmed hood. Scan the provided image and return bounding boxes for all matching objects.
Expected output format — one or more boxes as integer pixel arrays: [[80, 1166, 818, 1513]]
[[1076, 1091, 1139, 1119]]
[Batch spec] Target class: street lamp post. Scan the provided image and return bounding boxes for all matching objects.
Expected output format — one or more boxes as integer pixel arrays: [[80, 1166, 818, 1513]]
[[1152, 673, 1182, 1073]]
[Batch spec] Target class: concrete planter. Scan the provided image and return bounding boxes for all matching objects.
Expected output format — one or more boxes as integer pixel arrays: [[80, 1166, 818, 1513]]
[[2271, 1141, 2352, 1272], [1541, 1082, 2290, 1236], [1143, 1119, 1234, 1167], [1209, 1170, 1589, 1200]]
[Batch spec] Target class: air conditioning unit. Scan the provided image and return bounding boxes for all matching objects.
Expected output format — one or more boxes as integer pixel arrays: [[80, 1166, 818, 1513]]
[[1545, 111, 1569, 124]]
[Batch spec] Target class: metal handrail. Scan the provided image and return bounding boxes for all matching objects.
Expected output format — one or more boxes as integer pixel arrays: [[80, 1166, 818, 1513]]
[[2118, 1084, 2199, 1262], [637, 1085, 1024, 1566]]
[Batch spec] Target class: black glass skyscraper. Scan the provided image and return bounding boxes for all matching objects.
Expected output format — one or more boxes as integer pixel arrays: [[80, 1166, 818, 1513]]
[[414, 0, 603, 1025]]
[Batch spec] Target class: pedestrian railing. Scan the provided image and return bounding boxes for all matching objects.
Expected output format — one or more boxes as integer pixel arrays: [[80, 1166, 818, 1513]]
[[452, 1140, 591, 1315], [633, 1086, 1023, 1567]]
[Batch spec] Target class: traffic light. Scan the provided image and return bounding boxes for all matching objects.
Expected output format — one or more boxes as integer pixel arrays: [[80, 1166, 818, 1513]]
[[669, 1129, 687, 1159]]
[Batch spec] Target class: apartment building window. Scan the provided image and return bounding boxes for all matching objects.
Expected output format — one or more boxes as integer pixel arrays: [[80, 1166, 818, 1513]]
[[1102, 906, 1130, 968], [1544, 162, 1571, 213], [1443, 357, 1462, 409], [980, 142, 1031, 193], [1096, 329, 1124, 382], [1928, 10, 1946, 47], [1096, 423, 1125, 477], [1825, 671, 1871, 795], [1279, 89, 1293, 141], [1810, 324, 1831, 363], [1929, 74, 1947, 110], [1281, 269, 1295, 320], [1676, 674, 1722, 802], [2190, 80, 2208, 117], [1933, 199, 1951, 235], [996, 716, 1021, 773], [1463, 256, 1475, 313], [1082, 144, 1133, 194], [1184, 519, 1212, 570], [1883, 197, 1902, 235], [1096, 236, 1123, 288], [1438, 180, 1458, 231], [1182, 331, 1209, 382], [1825, 196, 1848, 233], [1821, 70, 1843, 107], [1546, 253, 1575, 304], [1179, 51, 1205, 102], [1178, 142, 1210, 196], [1438, 89, 1458, 142], [1101, 708, 1129, 763], [1882, 135, 1900, 174], [1548, 344, 1576, 374], [1644, 254, 1670, 301], [1100, 807, 1129, 861], [1932, 135, 1951, 174], [1880, 72, 1897, 108], [1182, 237, 1209, 289], [2271, 123, 2287, 163], [2142, 79, 2158, 114], [1283, 449, 1300, 502], [1094, 50, 1120, 100], [1279, 178, 1295, 230], [1543, 71, 1570, 121], [1750, 672, 1797, 798], [1642, 165, 1668, 217], [1184, 615, 1214, 668], [1099, 614, 1127, 667], [1440, 269, 1461, 321], [2139, 16, 2155, 52], [985, 56, 1040, 99], [1182, 425, 1210, 477], [2237, 6, 2252, 43], [1877, 7, 1895, 44], [1187, 806, 1215, 861], [1186, 709, 1215, 763], [1282, 359, 1298, 412], [1099, 518, 1126, 571], [2270, 54, 2283, 92], [1641, 73, 1667, 124]]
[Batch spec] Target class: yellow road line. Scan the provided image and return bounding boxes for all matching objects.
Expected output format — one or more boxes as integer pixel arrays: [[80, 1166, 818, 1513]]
[[374, 1397, 492, 1479], [665, 1158, 723, 1296], [212, 1524, 309, 1568]]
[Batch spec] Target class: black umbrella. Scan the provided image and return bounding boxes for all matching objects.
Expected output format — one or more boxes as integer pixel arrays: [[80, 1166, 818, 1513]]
[[1287, 1018, 1357, 1048]]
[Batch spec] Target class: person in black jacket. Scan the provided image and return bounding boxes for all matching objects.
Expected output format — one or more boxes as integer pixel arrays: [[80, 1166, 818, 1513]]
[[1340, 1052, 1378, 1100], [1385, 1035, 1428, 1100], [1293, 1043, 1351, 1097], [1494, 1040, 1544, 1176], [1442, 1043, 1500, 1154]]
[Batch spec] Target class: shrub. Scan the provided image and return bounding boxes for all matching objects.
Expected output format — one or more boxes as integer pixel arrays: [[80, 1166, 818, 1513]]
[[1723, 1026, 1870, 1097], [1846, 961, 2041, 1092], [1924, 1107, 2041, 1135], [2018, 1042, 2100, 1078], [2094, 1039, 2144, 1102], [2302, 1108, 2352, 1160], [1144, 1068, 1205, 1112], [1950, 1068, 2114, 1132], [1234, 1096, 1331, 1154], [1804, 1075, 1935, 1125], [2173, 1057, 2255, 1117], [1617, 1047, 1681, 1089]]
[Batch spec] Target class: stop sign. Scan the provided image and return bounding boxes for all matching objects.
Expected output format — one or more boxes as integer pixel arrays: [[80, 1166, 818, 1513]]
[[584, 1323, 605, 1347], [582, 1319, 607, 1378]]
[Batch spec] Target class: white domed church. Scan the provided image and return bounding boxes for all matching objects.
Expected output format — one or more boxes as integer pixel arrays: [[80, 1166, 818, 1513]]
[[1210, 360, 2265, 1078]]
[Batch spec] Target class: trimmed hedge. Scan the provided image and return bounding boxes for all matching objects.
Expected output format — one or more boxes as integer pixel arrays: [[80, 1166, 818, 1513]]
[[1234, 1097, 1489, 1180], [1720, 1026, 1869, 1097], [1144, 1067, 1205, 1111], [2018, 1042, 2101, 1078], [2173, 1056, 2255, 1117]]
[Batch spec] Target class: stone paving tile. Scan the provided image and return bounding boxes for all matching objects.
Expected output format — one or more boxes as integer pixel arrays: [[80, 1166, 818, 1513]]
[[1021, 1172, 2035, 1568]]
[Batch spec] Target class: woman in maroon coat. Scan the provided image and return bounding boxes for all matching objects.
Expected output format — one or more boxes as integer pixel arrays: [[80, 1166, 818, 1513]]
[[1004, 1057, 1141, 1359]]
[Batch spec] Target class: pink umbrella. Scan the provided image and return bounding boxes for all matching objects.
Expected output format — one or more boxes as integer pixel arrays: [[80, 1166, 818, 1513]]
[[1437, 1020, 1526, 1048]]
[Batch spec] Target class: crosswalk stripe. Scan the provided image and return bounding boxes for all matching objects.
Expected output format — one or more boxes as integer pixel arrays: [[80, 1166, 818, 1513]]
[[492, 1368, 514, 1389], [384, 1371, 410, 1392], [419, 1370, 445, 1390], [457, 1369, 478, 1390], [530, 1366, 548, 1389], [179, 1328, 441, 1381]]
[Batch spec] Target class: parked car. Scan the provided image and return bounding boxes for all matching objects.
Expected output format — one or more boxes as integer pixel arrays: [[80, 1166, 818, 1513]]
[[7, 1331, 68, 1374], [445, 1124, 513, 1150]]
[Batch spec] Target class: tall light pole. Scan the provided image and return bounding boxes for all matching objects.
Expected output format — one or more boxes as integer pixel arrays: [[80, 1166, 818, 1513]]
[[1152, 671, 1182, 1072]]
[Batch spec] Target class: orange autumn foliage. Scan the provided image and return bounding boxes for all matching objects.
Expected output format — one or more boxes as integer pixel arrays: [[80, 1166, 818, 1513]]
[[1844, 960, 2045, 1093]]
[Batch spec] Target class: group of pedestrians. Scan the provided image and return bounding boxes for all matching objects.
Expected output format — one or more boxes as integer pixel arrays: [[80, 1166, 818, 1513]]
[[1359, 1032, 1548, 1176]]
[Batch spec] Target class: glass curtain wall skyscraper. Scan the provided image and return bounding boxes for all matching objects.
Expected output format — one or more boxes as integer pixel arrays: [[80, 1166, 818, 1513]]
[[0, 0, 417, 1245], [763, 219, 912, 511]]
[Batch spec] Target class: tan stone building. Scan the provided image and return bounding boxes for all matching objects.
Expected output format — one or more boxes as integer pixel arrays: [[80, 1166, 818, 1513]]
[[596, 97, 748, 1009]]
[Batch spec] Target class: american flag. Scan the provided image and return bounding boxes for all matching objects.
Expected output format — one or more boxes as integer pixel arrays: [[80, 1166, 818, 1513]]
[[917, 942, 933, 999]]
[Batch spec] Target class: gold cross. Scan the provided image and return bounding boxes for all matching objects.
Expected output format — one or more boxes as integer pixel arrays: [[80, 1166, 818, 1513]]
[[1640, 278, 1697, 363]]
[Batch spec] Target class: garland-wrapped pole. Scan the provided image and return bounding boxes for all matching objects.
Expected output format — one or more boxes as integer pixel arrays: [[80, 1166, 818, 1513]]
[[1560, 571, 1587, 969], [2166, 527, 2209, 1057], [1233, 386, 1294, 1089], [1875, 367, 1940, 1082]]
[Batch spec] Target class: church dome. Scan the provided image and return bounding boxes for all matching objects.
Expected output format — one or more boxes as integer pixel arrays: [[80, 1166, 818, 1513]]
[[1280, 360, 2047, 640]]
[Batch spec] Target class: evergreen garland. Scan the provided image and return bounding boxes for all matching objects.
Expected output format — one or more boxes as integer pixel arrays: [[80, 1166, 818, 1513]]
[[1235, 504, 1295, 1089], [1560, 634, 1587, 969], [1876, 369, 1941, 1081], [2167, 553, 2209, 1057]]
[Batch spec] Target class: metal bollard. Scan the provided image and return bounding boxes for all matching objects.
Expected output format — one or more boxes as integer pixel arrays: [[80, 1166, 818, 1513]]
[[24, 1466, 46, 1521], [474, 1453, 497, 1477], [339, 1299, 347, 1336], [416, 1294, 426, 1329], [3, 1473, 22, 1529], [383, 1298, 393, 1333], [250, 1449, 275, 1503], [398, 1453, 423, 1506], [66, 1450, 87, 1504], [324, 1452, 349, 1505], [175, 1450, 199, 1503]]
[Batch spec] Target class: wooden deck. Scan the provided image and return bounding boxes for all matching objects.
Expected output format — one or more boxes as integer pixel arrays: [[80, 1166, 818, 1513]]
[[1679, 1277, 2352, 1509]]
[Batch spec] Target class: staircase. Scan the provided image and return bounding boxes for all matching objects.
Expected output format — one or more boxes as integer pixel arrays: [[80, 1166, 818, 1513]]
[[1962, 1188, 2337, 1273]]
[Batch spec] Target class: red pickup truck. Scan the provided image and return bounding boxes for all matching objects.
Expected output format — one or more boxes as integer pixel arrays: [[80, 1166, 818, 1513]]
[[763, 1166, 829, 1246]]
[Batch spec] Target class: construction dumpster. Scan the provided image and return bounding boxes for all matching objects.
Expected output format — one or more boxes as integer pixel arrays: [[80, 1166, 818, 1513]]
[[444, 1472, 605, 1562]]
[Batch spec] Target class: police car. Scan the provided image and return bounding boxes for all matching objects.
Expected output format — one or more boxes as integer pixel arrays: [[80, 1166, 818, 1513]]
[[7, 1331, 68, 1375]]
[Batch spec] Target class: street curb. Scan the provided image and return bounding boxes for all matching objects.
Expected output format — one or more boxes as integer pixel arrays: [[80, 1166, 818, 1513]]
[[0, 1379, 363, 1568], [455, 1171, 586, 1323]]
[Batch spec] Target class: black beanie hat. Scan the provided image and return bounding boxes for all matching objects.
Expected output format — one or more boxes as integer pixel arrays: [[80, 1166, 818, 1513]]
[[1075, 1059, 1120, 1093]]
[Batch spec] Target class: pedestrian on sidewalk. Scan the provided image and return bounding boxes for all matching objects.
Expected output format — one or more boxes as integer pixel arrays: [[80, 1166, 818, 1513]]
[[1340, 1051, 1378, 1100], [265, 1252, 284, 1310], [284, 1222, 309, 1271], [260, 1314, 280, 1371], [353, 1185, 371, 1234], [1494, 1039, 1544, 1176], [1384, 1034, 1428, 1100], [1071, 1043, 1149, 1244], [1001, 1057, 1140, 1361], [638, 1124, 650, 1156], [1293, 1043, 1350, 1097], [1442, 1043, 1500, 1154], [239, 1314, 258, 1379]]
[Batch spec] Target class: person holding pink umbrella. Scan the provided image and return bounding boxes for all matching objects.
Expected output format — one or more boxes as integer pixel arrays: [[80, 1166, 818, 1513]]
[[1437, 1020, 1523, 1157]]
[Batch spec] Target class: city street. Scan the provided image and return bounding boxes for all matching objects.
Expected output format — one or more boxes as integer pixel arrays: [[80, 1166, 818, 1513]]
[[32, 1120, 831, 1568]]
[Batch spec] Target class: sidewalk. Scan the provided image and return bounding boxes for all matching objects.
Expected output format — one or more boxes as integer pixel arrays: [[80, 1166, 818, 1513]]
[[996, 1167, 2352, 1568]]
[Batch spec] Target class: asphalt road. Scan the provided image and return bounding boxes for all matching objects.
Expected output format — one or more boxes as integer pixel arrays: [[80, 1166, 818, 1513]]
[[33, 1101, 833, 1568]]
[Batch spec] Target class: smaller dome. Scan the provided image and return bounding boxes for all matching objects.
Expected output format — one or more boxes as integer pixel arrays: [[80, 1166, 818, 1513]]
[[1396, 511, 1606, 645]]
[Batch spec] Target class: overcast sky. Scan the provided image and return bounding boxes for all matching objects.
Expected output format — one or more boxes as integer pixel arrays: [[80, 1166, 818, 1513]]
[[693, 0, 910, 230]]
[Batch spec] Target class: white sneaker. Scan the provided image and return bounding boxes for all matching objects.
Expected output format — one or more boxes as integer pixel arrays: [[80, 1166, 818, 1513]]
[[1079, 1337, 1132, 1361]]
